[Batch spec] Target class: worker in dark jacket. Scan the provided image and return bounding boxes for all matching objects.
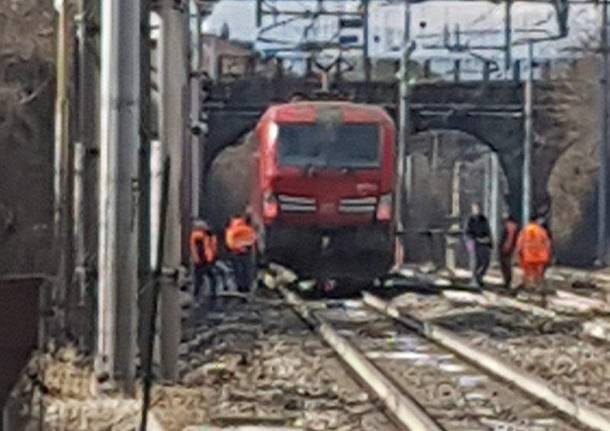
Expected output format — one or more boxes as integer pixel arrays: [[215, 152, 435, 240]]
[[498, 212, 519, 289], [466, 203, 493, 287], [190, 220, 218, 299], [225, 213, 256, 292]]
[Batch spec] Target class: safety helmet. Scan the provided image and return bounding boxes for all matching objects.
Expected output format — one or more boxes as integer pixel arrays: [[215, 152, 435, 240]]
[[193, 219, 209, 230]]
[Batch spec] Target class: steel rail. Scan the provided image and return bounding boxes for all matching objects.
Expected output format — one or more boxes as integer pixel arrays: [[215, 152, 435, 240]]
[[362, 291, 610, 431], [279, 286, 442, 431]]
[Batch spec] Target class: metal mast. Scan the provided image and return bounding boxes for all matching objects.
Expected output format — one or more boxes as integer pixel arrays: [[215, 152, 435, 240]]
[[74, 0, 100, 350], [363, 0, 371, 82], [522, 40, 534, 226], [598, 1, 609, 265], [394, 0, 412, 266], [505, 0, 512, 71]]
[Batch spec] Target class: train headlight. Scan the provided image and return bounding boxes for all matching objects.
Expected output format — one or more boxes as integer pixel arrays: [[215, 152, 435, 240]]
[[376, 193, 392, 222], [268, 122, 279, 143], [263, 190, 279, 219]]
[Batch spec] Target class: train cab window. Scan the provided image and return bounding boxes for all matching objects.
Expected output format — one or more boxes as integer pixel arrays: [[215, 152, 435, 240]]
[[328, 124, 380, 168], [278, 123, 380, 168], [278, 124, 325, 166]]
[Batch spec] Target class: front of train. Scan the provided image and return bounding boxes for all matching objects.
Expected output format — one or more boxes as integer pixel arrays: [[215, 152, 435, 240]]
[[252, 101, 396, 281]]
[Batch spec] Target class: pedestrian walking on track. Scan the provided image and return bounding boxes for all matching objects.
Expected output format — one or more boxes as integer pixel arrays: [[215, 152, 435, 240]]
[[499, 212, 519, 289], [465, 203, 493, 288]]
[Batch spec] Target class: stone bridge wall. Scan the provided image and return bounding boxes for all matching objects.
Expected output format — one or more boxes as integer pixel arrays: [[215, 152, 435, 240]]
[[0, 1, 55, 274], [201, 61, 605, 265]]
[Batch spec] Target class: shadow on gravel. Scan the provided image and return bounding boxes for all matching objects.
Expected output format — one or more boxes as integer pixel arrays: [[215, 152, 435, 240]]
[[291, 274, 489, 301], [431, 306, 583, 340]]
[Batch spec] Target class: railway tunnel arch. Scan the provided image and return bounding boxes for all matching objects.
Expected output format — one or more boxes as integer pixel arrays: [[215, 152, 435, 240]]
[[202, 130, 256, 232], [404, 130, 509, 267], [408, 85, 525, 223]]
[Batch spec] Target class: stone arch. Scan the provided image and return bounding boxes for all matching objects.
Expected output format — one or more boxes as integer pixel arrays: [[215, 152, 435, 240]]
[[405, 129, 509, 265], [410, 109, 524, 222], [201, 129, 256, 230]]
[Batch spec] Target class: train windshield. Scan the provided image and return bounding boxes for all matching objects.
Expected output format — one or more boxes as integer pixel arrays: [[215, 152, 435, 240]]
[[277, 123, 380, 169]]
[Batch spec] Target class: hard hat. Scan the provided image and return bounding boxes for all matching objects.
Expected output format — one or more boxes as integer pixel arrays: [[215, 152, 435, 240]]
[[193, 219, 207, 229]]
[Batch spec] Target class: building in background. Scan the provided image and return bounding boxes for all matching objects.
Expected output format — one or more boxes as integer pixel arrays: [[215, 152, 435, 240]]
[[201, 33, 255, 80]]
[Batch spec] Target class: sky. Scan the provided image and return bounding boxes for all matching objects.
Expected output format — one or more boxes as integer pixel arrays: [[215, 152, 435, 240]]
[[203, 0, 603, 76]]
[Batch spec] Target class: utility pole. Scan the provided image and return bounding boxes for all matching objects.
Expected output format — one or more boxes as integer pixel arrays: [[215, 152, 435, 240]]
[[53, 0, 71, 338], [522, 40, 534, 227], [190, 0, 202, 221], [54, 0, 69, 240], [483, 153, 500, 245], [483, 153, 491, 218], [430, 132, 439, 172], [97, 0, 141, 394], [74, 0, 99, 350], [362, 0, 371, 82], [138, 0, 154, 376], [598, 1, 609, 266], [158, 0, 187, 382], [490, 153, 500, 244], [504, 0, 512, 72], [394, 0, 412, 267], [446, 161, 462, 271]]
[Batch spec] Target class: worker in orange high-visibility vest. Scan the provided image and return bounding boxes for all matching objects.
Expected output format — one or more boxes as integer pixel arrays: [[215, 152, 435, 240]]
[[515, 216, 552, 288], [225, 213, 256, 292], [190, 220, 218, 299]]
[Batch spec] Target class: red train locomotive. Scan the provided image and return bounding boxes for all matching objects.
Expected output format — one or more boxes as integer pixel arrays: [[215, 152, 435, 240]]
[[250, 101, 396, 280]]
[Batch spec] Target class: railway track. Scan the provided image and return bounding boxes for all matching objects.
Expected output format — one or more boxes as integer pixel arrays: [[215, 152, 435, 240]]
[[177, 289, 400, 431], [382, 275, 610, 416], [276, 276, 610, 431], [173, 264, 610, 431]]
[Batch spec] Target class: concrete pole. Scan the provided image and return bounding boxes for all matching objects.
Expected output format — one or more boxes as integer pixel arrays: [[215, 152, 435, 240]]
[[73, 141, 86, 308], [97, 0, 141, 393], [483, 153, 491, 218], [140, 0, 152, 271], [362, 0, 371, 82], [394, 0, 412, 266], [451, 162, 462, 218], [150, 140, 163, 270], [522, 40, 534, 226], [53, 0, 70, 337], [490, 153, 500, 244], [446, 161, 461, 270], [405, 155, 413, 204], [145, 139, 164, 370], [158, 0, 187, 382], [74, 0, 99, 350], [504, 0, 512, 72], [53, 0, 69, 240], [598, 2, 609, 266], [430, 132, 439, 172], [138, 0, 154, 382], [190, 0, 202, 220]]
